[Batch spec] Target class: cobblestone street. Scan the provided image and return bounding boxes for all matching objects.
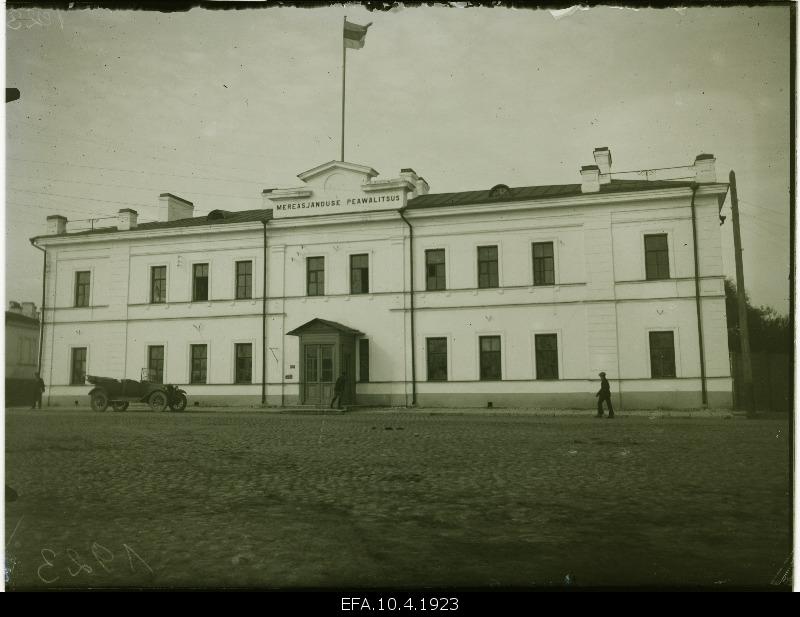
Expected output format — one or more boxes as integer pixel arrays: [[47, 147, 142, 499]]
[[4, 409, 792, 589]]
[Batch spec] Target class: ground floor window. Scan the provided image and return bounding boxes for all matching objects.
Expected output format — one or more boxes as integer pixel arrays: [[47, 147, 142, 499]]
[[190, 344, 207, 384], [148, 345, 165, 384], [479, 336, 502, 381], [70, 347, 87, 385], [426, 337, 448, 381], [235, 343, 252, 384], [359, 338, 370, 382], [535, 333, 559, 380], [649, 331, 676, 378]]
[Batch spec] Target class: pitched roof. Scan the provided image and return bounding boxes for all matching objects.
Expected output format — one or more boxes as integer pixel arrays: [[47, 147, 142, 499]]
[[34, 209, 273, 240], [286, 318, 364, 337], [405, 179, 698, 210], [6, 311, 39, 326]]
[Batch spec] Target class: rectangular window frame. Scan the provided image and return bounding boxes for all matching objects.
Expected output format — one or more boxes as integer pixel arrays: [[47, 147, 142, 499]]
[[235, 260, 253, 300], [192, 263, 210, 302], [74, 270, 91, 307], [350, 253, 370, 295], [533, 332, 560, 380], [306, 256, 325, 297], [425, 337, 449, 382], [424, 248, 447, 291], [358, 338, 370, 383], [234, 342, 253, 384], [70, 346, 87, 385], [478, 334, 503, 382], [147, 344, 166, 384], [648, 329, 677, 379], [532, 241, 556, 286], [150, 265, 167, 304], [644, 233, 671, 281], [190, 344, 208, 385], [477, 245, 499, 289]]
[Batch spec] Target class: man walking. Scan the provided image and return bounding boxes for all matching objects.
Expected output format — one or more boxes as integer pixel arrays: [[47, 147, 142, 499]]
[[330, 372, 347, 410], [595, 371, 614, 418], [31, 372, 45, 410]]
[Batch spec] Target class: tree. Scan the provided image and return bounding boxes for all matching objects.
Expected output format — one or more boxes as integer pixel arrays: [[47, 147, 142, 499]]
[[724, 278, 791, 354]]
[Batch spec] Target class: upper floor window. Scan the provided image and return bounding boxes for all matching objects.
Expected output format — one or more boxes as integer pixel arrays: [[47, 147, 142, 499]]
[[193, 263, 209, 302], [70, 347, 87, 385], [307, 257, 325, 296], [644, 234, 670, 280], [535, 333, 559, 380], [477, 246, 499, 289], [150, 266, 167, 304], [649, 331, 676, 378], [74, 271, 91, 307], [479, 336, 502, 381], [425, 249, 446, 291], [235, 261, 252, 300], [532, 242, 555, 286], [350, 254, 369, 294]]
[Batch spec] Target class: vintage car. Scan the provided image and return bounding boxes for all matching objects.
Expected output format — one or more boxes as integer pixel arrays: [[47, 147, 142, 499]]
[[86, 369, 188, 412]]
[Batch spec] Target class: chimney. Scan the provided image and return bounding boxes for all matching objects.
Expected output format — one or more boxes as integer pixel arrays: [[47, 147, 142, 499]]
[[159, 193, 194, 221], [118, 208, 138, 231], [46, 215, 67, 235], [593, 147, 612, 184], [580, 165, 601, 193], [8, 301, 22, 314], [21, 302, 37, 319], [693, 154, 716, 183], [415, 176, 430, 196]]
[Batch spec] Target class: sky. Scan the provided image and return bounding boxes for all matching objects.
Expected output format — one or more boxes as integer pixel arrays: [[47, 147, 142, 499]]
[[2, 4, 793, 313]]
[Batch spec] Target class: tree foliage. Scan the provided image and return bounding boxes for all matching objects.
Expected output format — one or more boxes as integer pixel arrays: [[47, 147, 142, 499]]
[[724, 278, 791, 354]]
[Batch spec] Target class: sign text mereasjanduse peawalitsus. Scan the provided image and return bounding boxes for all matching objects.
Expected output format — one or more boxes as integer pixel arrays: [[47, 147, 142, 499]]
[[275, 194, 401, 212]]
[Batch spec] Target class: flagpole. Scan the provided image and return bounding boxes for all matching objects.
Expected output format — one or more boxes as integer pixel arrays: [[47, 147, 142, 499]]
[[341, 15, 346, 162]]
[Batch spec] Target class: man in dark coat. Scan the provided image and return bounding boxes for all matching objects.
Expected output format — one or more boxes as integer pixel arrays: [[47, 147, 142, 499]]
[[330, 373, 347, 410], [31, 372, 45, 410], [595, 371, 614, 418]]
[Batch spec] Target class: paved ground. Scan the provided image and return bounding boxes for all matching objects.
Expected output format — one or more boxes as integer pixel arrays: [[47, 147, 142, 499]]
[[4, 408, 792, 590]]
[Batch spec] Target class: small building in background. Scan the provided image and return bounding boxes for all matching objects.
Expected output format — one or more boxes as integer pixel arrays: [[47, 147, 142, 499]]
[[5, 301, 40, 406]]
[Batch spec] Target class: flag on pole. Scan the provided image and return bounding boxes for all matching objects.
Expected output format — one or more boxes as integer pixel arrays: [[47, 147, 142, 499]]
[[343, 19, 372, 49]]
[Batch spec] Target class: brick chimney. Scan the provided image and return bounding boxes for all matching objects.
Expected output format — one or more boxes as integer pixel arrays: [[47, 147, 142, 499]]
[[46, 215, 67, 235], [593, 147, 612, 184], [21, 302, 37, 319], [415, 176, 430, 196], [580, 165, 601, 193], [118, 208, 138, 231], [693, 154, 716, 183], [159, 193, 194, 221]]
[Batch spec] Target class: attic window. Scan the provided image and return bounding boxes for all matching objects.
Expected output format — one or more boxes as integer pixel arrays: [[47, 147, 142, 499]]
[[207, 210, 229, 220], [489, 184, 511, 199]]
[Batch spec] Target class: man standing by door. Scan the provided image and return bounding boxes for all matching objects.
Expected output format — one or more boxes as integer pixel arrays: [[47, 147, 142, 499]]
[[595, 371, 614, 418], [31, 372, 45, 410], [330, 372, 347, 410]]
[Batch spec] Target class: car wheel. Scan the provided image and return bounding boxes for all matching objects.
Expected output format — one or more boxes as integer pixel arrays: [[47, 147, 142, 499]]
[[91, 391, 109, 412], [112, 401, 129, 412], [149, 391, 168, 412], [169, 393, 188, 412]]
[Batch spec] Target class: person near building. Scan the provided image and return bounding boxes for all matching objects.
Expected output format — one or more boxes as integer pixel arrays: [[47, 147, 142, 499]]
[[595, 371, 614, 418], [31, 372, 45, 410], [330, 373, 347, 410]]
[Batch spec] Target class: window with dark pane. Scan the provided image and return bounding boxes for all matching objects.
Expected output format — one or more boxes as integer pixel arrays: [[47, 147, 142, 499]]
[[235, 343, 252, 384], [74, 271, 91, 307], [649, 331, 676, 378], [190, 344, 207, 384], [70, 347, 87, 385], [193, 263, 209, 302], [148, 345, 164, 384], [425, 249, 446, 291], [644, 234, 670, 280], [532, 242, 555, 286], [477, 245, 499, 288], [426, 337, 448, 381], [479, 336, 502, 381], [150, 266, 167, 303], [350, 254, 369, 294], [235, 261, 252, 299], [359, 338, 370, 382], [535, 333, 559, 380], [307, 257, 325, 296]]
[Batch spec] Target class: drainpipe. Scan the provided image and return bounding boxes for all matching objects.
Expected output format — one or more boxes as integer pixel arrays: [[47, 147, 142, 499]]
[[398, 211, 417, 406], [30, 240, 47, 374], [690, 184, 708, 406], [261, 219, 268, 406]]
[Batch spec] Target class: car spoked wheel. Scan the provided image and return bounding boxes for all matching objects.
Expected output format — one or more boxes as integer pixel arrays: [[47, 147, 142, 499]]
[[91, 391, 109, 412], [169, 393, 188, 412], [149, 391, 168, 412]]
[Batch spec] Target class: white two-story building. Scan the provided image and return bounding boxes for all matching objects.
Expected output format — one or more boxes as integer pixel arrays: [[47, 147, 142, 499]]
[[32, 148, 732, 409]]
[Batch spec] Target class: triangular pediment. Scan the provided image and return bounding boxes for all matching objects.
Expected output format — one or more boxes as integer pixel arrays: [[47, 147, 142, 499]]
[[286, 318, 364, 337], [297, 160, 379, 183]]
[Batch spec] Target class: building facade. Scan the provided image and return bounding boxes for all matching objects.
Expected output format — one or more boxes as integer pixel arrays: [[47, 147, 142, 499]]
[[32, 148, 732, 409]]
